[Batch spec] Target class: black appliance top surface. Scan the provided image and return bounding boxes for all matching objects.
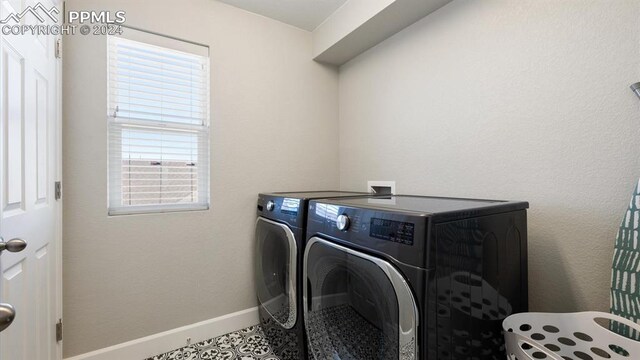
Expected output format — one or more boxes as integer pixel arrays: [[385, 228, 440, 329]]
[[323, 195, 528, 215], [261, 191, 368, 200]]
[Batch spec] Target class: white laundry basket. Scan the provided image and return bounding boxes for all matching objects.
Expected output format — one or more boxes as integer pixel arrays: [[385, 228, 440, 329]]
[[502, 311, 640, 360]]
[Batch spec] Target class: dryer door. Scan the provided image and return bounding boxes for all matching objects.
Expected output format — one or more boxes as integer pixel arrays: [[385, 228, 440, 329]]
[[304, 237, 418, 360], [255, 217, 297, 329]]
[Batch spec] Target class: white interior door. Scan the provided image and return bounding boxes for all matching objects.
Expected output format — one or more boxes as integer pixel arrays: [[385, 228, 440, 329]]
[[0, 0, 62, 359]]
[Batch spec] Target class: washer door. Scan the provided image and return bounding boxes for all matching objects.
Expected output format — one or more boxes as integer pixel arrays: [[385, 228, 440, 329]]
[[304, 237, 418, 360], [255, 217, 297, 329]]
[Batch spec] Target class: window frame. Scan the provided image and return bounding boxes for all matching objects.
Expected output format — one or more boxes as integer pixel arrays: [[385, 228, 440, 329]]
[[107, 33, 210, 216]]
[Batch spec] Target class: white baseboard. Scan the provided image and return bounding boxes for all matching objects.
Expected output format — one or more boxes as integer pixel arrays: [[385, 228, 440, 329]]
[[65, 306, 259, 360]]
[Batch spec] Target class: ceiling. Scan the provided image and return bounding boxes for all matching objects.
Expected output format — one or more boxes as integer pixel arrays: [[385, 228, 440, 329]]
[[217, 0, 348, 31]]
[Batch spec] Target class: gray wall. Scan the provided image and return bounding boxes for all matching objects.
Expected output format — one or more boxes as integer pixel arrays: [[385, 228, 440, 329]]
[[62, 0, 339, 356], [339, 0, 640, 314]]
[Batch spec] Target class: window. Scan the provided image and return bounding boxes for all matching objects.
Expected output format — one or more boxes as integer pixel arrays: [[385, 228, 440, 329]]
[[107, 32, 210, 215]]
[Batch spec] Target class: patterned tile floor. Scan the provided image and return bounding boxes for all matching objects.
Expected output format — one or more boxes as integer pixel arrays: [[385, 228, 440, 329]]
[[145, 325, 280, 360], [147, 305, 401, 360], [147, 305, 395, 360]]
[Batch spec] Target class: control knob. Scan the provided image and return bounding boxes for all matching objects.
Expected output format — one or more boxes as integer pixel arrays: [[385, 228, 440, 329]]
[[336, 214, 350, 231], [266, 201, 275, 211]]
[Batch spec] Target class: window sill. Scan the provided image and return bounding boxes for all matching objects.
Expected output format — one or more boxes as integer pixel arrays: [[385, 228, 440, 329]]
[[108, 204, 209, 216]]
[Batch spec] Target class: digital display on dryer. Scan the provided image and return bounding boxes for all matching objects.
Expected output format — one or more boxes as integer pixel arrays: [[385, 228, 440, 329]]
[[280, 198, 300, 215], [370, 218, 415, 245]]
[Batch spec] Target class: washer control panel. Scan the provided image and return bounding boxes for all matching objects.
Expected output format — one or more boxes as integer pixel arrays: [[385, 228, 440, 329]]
[[257, 195, 304, 228]]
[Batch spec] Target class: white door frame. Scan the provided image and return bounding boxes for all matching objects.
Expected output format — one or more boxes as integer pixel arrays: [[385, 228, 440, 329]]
[[55, 7, 63, 358]]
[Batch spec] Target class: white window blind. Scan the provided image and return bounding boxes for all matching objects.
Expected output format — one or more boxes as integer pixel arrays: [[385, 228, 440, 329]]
[[108, 34, 210, 215]]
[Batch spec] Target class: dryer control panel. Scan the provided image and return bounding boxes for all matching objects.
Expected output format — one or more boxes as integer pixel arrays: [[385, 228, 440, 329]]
[[306, 200, 430, 268], [369, 218, 415, 245]]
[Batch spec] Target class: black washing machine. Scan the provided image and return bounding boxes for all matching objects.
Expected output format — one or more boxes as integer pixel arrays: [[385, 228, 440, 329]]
[[303, 195, 529, 360], [255, 191, 378, 359]]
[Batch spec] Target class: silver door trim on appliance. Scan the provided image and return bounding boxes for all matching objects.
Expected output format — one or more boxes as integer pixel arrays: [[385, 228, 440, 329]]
[[256, 217, 298, 329], [303, 237, 419, 360]]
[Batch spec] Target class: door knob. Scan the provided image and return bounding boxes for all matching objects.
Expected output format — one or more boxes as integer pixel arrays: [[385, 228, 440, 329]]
[[0, 303, 15, 332], [0, 237, 26, 253]]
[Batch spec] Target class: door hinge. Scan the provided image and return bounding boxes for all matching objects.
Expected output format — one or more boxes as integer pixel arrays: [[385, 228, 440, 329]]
[[56, 318, 63, 342], [55, 39, 62, 59], [55, 181, 62, 201]]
